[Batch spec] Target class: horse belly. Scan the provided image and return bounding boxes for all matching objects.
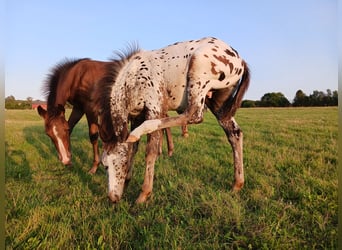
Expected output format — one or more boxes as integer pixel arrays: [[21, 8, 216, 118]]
[[164, 71, 187, 112]]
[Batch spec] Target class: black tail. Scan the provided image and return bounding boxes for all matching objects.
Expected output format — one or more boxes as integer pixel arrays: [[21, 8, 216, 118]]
[[227, 60, 251, 118]]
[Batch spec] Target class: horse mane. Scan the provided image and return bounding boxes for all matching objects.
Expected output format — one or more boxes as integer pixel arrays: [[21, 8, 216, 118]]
[[42, 58, 90, 108], [92, 45, 141, 149]]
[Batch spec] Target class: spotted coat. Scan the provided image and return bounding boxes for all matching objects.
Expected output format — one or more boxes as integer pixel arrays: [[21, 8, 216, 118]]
[[96, 37, 250, 203]]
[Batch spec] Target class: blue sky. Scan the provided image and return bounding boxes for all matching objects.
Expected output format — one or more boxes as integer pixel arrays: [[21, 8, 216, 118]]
[[5, 0, 337, 101]]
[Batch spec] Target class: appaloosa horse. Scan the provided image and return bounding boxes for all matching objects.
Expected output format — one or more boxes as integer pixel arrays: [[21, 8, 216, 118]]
[[94, 37, 250, 203], [37, 58, 176, 174]]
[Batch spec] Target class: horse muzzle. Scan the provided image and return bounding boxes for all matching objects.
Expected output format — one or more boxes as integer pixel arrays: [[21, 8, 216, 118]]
[[60, 154, 72, 166], [108, 191, 121, 203]]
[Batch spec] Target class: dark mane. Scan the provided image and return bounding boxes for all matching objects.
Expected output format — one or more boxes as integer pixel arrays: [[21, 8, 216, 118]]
[[92, 46, 141, 149], [43, 58, 90, 108]]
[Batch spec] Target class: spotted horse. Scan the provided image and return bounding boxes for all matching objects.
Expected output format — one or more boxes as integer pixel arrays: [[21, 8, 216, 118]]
[[94, 37, 250, 203]]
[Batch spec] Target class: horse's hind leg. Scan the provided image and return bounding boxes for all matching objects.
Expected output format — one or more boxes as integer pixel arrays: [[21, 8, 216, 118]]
[[205, 89, 244, 191], [218, 116, 244, 191], [136, 130, 161, 204]]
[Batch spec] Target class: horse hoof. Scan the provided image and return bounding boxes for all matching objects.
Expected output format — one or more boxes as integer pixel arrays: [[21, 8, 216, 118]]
[[88, 167, 97, 175], [135, 192, 151, 204], [182, 133, 189, 138], [126, 135, 139, 143], [232, 182, 244, 192]]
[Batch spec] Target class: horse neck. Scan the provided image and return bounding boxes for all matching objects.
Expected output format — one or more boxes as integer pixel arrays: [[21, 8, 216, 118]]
[[47, 79, 70, 110]]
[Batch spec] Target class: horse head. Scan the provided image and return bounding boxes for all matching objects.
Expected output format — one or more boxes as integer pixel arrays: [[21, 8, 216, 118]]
[[101, 142, 134, 203], [37, 104, 72, 165]]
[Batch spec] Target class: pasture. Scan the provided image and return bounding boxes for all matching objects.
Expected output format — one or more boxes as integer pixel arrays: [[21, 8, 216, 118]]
[[5, 107, 337, 249]]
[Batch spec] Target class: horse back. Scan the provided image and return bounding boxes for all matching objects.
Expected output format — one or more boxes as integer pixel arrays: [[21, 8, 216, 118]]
[[66, 60, 112, 108], [145, 37, 245, 111]]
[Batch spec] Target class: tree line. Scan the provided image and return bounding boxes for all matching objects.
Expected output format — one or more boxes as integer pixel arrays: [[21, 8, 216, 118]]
[[242, 89, 338, 108], [5, 88, 338, 110], [4, 95, 72, 109]]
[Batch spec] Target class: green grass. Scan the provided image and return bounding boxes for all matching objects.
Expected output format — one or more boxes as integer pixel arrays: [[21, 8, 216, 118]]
[[5, 107, 338, 249]]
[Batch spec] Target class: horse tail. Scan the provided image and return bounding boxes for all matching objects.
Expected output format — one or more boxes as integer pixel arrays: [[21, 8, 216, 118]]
[[227, 60, 250, 118]]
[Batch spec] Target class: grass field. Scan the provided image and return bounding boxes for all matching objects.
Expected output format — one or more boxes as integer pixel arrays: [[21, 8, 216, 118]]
[[5, 107, 338, 249]]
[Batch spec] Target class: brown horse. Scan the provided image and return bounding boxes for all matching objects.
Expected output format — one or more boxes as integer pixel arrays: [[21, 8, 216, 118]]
[[37, 58, 177, 173], [93, 37, 250, 203]]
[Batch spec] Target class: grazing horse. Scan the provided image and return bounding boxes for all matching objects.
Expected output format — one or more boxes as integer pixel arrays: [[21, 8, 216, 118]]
[[37, 58, 175, 174], [94, 37, 250, 203]]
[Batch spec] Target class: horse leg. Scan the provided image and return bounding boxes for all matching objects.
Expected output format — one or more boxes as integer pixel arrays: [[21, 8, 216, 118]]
[[136, 130, 161, 204], [181, 125, 189, 138], [127, 90, 207, 142], [126, 140, 139, 182], [160, 113, 174, 156], [85, 113, 101, 174], [68, 107, 84, 134], [218, 116, 244, 191], [205, 89, 244, 191], [164, 127, 174, 156], [66, 108, 84, 165], [125, 115, 145, 185]]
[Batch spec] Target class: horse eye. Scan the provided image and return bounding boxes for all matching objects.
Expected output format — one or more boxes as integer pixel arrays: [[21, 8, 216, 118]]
[[104, 166, 108, 170]]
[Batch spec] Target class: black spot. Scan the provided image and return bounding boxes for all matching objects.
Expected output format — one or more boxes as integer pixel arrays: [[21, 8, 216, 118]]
[[218, 72, 225, 81]]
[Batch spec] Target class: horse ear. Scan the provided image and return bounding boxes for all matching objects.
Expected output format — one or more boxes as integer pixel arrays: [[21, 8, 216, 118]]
[[37, 105, 47, 118]]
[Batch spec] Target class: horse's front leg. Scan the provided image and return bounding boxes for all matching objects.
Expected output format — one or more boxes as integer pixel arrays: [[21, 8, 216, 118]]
[[68, 107, 84, 134], [135, 130, 161, 204], [164, 127, 174, 157], [219, 116, 244, 191], [86, 113, 101, 174]]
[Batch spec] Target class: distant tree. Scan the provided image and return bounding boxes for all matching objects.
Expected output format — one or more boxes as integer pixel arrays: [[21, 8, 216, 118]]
[[242, 89, 338, 108], [26, 97, 33, 103], [293, 89, 338, 106], [6, 95, 16, 101], [5, 96, 17, 109], [241, 100, 256, 107], [260, 92, 290, 107], [5, 95, 31, 109], [332, 90, 338, 105], [293, 90, 309, 106], [310, 90, 326, 106]]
